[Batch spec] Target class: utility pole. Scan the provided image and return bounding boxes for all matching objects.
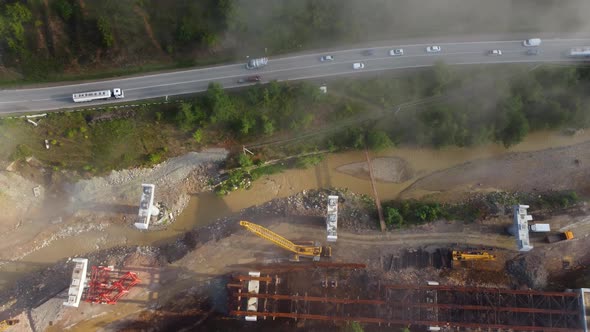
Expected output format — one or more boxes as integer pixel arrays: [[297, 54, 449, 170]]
[[365, 148, 386, 232]]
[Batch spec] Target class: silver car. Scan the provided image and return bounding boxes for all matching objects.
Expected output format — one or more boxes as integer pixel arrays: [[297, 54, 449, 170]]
[[389, 48, 404, 56], [426, 45, 441, 53]]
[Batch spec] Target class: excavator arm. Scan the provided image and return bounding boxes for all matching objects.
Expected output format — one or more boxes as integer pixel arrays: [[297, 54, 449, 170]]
[[239, 221, 328, 259]]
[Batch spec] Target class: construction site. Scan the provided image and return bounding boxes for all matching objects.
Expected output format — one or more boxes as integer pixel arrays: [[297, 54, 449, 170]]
[[222, 208, 590, 332], [2, 135, 590, 331]]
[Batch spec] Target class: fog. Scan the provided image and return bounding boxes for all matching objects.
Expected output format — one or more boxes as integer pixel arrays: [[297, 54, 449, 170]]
[[230, 0, 590, 54]]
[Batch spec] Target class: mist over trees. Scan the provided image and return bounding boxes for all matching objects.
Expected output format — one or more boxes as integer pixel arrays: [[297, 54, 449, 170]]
[[165, 63, 590, 153]]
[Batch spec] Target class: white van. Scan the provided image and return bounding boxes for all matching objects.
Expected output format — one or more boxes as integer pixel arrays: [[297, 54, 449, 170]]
[[523, 38, 541, 47]]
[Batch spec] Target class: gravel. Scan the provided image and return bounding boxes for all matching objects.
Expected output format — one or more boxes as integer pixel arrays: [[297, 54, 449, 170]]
[[65, 148, 228, 223]]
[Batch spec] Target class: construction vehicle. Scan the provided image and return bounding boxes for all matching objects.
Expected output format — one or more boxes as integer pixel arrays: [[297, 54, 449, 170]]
[[452, 250, 496, 261], [245, 57, 268, 70], [239, 221, 331, 261], [546, 231, 574, 243]]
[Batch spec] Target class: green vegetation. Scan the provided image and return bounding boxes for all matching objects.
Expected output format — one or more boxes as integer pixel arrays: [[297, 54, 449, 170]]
[[331, 63, 590, 149], [382, 190, 580, 228], [0, 0, 234, 82]]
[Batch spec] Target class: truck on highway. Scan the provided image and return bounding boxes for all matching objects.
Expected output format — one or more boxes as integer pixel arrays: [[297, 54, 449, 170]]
[[545, 230, 574, 243], [72, 88, 124, 103], [569, 47, 590, 58], [245, 57, 268, 70]]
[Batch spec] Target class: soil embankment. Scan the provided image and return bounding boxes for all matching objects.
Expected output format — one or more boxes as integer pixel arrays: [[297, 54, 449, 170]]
[[401, 140, 590, 198]]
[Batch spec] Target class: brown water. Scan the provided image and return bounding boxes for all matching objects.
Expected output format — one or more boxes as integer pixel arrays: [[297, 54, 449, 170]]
[[2, 130, 590, 289]]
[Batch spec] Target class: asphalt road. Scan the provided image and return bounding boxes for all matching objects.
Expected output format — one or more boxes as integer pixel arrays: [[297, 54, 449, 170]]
[[1, 37, 590, 115]]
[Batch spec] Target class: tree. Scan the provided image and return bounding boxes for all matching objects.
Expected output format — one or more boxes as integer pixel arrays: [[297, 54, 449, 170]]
[[385, 207, 404, 228], [53, 0, 73, 21], [97, 16, 114, 48], [496, 109, 529, 148], [238, 154, 253, 168], [206, 82, 235, 124], [367, 130, 393, 151], [414, 203, 441, 222], [0, 3, 32, 54], [176, 102, 196, 131], [261, 115, 275, 135]]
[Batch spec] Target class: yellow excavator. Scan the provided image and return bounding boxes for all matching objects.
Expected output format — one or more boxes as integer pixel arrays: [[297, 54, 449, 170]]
[[452, 250, 496, 261], [239, 221, 331, 261]]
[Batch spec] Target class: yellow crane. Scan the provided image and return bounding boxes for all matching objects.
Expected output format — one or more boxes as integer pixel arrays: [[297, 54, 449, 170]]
[[452, 250, 496, 261], [239, 221, 331, 261]]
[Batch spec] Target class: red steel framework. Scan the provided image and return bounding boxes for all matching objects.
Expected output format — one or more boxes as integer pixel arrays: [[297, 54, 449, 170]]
[[85, 266, 141, 305], [229, 274, 585, 331]]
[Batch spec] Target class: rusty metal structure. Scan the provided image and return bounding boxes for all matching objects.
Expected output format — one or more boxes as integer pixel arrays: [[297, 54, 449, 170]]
[[85, 266, 140, 305], [229, 268, 585, 331]]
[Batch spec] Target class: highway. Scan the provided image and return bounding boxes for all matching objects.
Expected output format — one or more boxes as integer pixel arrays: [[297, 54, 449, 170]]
[[1, 37, 590, 115]]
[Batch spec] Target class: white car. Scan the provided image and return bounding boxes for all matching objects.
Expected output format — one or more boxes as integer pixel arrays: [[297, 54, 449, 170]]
[[489, 49, 502, 56], [320, 55, 334, 62], [523, 38, 541, 47], [389, 48, 404, 56], [353, 62, 365, 70], [426, 45, 441, 53]]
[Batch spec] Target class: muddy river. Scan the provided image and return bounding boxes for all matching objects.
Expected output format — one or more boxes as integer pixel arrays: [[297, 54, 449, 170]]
[[1, 130, 590, 289]]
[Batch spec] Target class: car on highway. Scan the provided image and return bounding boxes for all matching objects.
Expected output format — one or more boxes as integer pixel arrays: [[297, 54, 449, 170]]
[[523, 38, 542, 47], [353, 62, 365, 70], [237, 75, 261, 83], [388, 48, 404, 56], [526, 48, 539, 56], [426, 45, 441, 53], [488, 49, 503, 56], [320, 55, 334, 62], [362, 49, 375, 56]]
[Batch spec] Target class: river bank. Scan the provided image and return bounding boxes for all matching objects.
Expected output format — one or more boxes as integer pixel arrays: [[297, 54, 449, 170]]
[[2, 130, 590, 294]]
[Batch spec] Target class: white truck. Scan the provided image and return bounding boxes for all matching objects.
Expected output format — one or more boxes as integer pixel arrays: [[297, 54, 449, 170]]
[[569, 47, 590, 58], [245, 57, 268, 70], [529, 223, 550, 232], [72, 88, 124, 103]]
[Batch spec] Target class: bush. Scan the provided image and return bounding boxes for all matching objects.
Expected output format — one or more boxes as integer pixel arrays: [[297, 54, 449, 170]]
[[385, 207, 404, 228], [64, 128, 76, 138], [147, 152, 162, 164], [192, 129, 203, 143]]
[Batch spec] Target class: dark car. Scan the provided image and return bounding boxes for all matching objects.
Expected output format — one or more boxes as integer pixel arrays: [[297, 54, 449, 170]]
[[238, 75, 261, 83], [362, 49, 375, 56], [526, 48, 539, 56]]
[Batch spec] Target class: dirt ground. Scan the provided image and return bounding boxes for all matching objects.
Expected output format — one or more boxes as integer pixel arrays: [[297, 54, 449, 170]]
[[400, 140, 590, 199]]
